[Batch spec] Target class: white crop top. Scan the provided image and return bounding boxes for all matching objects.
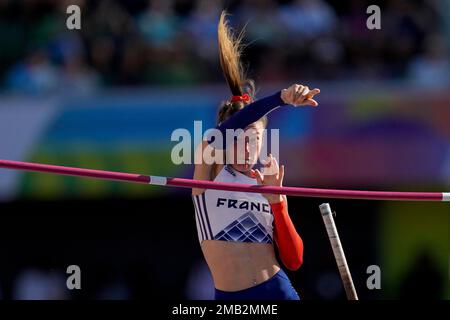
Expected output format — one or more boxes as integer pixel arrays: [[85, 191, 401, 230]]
[[192, 165, 274, 244]]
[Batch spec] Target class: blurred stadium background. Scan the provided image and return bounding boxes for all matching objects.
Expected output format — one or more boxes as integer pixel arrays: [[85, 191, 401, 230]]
[[0, 0, 449, 300]]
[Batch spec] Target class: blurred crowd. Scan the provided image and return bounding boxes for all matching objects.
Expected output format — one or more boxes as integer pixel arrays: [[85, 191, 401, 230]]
[[0, 0, 449, 95]]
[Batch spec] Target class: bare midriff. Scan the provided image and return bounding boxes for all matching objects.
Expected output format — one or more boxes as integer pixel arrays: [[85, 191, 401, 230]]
[[201, 240, 281, 292]]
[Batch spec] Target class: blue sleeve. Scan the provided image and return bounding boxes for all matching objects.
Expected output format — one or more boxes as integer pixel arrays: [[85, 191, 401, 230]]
[[208, 91, 287, 149]]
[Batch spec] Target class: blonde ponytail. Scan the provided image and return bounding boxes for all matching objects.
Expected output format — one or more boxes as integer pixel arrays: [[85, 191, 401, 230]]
[[217, 11, 262, 126]]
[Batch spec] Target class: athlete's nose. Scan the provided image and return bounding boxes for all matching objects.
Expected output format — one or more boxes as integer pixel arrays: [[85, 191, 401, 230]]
[[245, 137, 250, 157]]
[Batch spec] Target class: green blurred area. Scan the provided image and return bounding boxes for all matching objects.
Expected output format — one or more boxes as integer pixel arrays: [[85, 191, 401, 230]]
[[380, 201, 450, 299], [19, 148, 182, 199]]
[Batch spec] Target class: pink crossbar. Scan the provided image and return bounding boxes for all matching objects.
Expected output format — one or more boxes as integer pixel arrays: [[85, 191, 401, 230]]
[[0, 159, 448, 202]]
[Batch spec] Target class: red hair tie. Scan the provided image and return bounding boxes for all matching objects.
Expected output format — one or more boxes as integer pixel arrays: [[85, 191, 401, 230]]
[[230, 93, 251, 103]]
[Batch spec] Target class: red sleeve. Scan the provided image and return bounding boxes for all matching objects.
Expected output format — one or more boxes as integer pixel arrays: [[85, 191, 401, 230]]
[[270, 199, 304, 271]]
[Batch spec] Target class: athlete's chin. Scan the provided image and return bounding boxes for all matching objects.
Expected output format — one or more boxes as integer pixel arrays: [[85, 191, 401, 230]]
[[233, 163, 254, 173]]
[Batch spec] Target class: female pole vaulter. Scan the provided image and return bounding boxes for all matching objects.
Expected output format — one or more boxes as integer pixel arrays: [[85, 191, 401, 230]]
[[191, 11, 321, 300]]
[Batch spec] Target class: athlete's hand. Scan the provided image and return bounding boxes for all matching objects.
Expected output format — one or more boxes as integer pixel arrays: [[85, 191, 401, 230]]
[[281, 84, 320, 107], [252, 154, 285, 204]]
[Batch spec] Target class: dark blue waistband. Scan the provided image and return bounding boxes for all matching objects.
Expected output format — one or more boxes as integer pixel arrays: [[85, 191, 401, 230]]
[[214, 269, 300, 300]]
